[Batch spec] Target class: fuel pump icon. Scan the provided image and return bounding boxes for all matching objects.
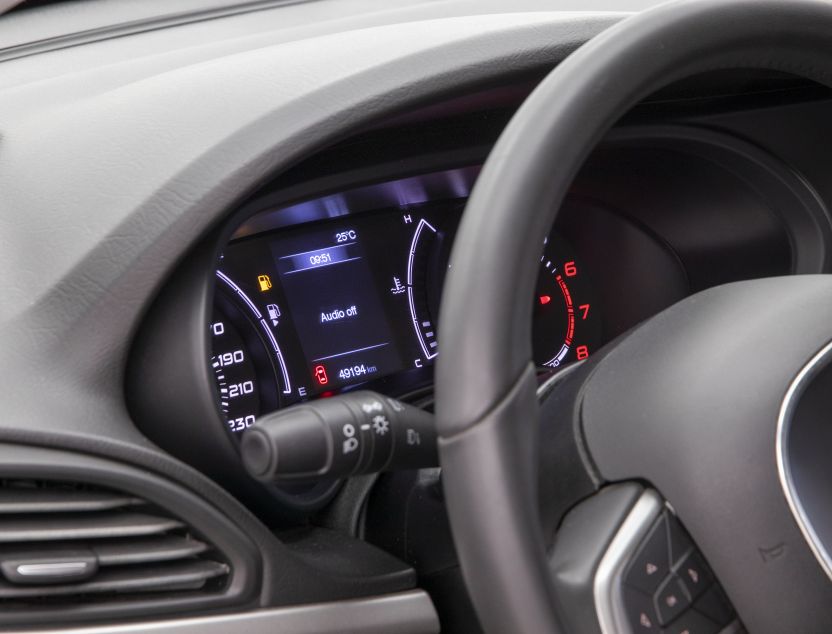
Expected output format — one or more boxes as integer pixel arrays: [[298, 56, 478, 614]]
[[257, 275, 272, 292], [266, 304, 280, 326]]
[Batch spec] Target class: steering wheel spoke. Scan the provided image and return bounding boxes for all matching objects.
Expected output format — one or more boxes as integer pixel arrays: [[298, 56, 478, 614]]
[[537, 361, 739, 634], [550, 485, 737, 634]]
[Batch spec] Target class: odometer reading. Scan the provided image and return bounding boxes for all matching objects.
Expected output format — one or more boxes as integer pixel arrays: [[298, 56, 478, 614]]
[[337, 363, 378, 380]]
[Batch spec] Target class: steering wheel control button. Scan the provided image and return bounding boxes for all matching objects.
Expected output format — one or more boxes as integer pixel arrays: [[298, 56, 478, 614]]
[[625, 514, 670, 594], [694, 584, 735, 626], [654, 574, 691, 626], [667, 514, 694, 564], [623, 586, 660, 631], [619, 508, 737, 631], [676, 550, 712, 600], [661, 608, 720, 634]]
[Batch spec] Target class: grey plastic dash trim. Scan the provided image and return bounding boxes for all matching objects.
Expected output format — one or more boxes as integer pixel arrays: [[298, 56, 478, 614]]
[[5, 590, 439, 634], [593, 489, 663, 634], [776, 338, 832, 583]]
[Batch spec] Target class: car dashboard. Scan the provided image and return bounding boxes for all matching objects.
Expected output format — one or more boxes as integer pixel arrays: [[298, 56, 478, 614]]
[[2, 1, 832, 632], [129, 95, 831, 516]]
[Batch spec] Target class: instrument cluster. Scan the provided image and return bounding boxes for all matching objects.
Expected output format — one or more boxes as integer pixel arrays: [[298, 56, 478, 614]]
[[212, 172, 601, 435]]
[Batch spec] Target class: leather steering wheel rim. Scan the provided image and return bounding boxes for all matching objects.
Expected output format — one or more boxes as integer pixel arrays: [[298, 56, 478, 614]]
[[434, 1, 832, 632]]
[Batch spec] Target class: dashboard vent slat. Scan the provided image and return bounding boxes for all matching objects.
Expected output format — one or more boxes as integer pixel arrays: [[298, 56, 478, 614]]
[[0, 512, 183, 543], [0, 560, 230, 599], [0, 480, 231, 610], [92, 535, 209, 566], [0, 486, 141, 514]]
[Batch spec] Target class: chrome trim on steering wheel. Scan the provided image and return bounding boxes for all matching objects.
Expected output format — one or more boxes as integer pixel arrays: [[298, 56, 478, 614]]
[[593, 489, 663, 634], [776, 338, 832, 583]]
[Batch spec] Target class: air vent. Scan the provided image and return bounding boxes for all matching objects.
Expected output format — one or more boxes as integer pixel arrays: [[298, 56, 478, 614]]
[[0, 479, 230, 607]]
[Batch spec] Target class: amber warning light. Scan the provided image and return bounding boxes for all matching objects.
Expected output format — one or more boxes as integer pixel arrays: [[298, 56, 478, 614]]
[[257, 275, 272, 292]]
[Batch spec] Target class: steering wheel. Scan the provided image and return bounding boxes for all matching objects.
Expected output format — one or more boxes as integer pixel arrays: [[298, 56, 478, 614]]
[[435, 1, 832, 632]]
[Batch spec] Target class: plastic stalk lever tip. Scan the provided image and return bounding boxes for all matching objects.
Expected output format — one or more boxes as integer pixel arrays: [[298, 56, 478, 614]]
[[240, 391, 437, 482]]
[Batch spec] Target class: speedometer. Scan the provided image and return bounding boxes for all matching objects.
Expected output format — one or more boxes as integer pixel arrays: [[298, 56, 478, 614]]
[[210, 273, 285, 435], [210, 306, 264, 433]]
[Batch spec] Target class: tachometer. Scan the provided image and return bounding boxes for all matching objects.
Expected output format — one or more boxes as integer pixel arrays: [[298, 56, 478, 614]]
[[532, 235, 601, 368]]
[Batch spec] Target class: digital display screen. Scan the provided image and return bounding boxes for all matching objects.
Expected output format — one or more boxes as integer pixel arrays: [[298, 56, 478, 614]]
[[271, 226, 405, 390], [214, 200, 463, 408]]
